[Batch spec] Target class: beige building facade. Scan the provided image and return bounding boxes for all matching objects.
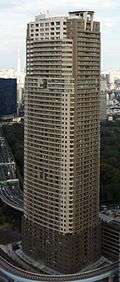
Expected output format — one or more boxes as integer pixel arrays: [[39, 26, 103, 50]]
[[23, 11, 101, 274]]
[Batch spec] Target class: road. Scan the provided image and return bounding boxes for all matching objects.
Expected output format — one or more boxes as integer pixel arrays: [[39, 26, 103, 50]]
[[0, 129, 23, 212], [0, 250, 118, 282]]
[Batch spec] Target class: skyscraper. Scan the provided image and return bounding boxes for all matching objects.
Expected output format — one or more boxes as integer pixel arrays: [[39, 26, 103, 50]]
[[23, 11, 101, 274], [100, 75, 108, 121], [0, 78, 17, 119], [17, 50, 25, 115]]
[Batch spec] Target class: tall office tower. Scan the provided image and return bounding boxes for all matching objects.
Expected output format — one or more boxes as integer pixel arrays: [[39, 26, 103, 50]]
[[0, 78, 17, 119], [100, 75, 108, 121], [23, 11, 101, 274]]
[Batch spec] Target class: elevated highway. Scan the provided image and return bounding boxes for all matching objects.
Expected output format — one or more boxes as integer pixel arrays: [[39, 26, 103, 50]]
[[0, 180, 23, 212], [0, 129, 23, 212]]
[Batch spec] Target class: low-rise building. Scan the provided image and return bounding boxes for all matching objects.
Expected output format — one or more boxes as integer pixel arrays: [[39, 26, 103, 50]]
[[101, 208, 120, 281]]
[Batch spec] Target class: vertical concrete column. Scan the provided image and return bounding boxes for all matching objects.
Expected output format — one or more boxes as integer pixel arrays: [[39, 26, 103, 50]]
[[90, 13, 94, 31], [83, 12, 87, 31], [108, 276, 113, 282]]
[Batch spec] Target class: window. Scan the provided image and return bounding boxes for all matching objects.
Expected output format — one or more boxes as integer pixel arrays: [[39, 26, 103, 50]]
[[43, 79, 47, 89]]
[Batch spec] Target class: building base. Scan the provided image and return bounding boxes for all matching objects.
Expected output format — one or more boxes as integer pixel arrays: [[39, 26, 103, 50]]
[[22, 217, 101, 274]]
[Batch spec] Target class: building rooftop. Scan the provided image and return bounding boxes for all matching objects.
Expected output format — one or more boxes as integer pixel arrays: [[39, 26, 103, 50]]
[[69, 10, 94, 14], [100, 207, 120, 226], [68, 11, 95, 21]]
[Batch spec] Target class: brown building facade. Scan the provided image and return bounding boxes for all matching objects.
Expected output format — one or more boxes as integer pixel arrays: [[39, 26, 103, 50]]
[[23, 11, 101, 274]]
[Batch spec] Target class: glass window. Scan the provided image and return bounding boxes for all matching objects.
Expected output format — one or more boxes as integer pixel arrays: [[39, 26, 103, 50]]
[[56, 21, 60, 25]]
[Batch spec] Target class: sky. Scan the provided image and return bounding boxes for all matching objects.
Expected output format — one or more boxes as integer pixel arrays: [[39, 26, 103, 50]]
[[0, 0, 120, 72]]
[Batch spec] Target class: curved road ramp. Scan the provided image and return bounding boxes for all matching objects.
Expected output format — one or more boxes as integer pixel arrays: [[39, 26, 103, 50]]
[[0, 250, 119, 282], [0, 130, 23, 212]]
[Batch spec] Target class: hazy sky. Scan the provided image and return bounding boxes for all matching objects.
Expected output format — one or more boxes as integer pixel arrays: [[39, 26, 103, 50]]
[[0, 0, 120, 72]]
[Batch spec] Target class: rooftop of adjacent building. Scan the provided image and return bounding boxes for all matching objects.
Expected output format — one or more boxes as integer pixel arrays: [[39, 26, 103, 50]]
[[0, 68, 16, 79], [100, 206, 120, 228]]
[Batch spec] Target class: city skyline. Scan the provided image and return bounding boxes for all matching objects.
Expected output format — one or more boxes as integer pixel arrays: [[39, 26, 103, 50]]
[[0, 0, 120, 72]]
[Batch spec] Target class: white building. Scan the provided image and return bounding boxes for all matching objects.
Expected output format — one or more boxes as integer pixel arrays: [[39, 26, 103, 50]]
[[0, 68, 16, 79], [109, 70, 120, 90]]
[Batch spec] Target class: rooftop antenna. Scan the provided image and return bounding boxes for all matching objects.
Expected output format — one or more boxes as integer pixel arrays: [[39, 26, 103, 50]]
[[17, 48, 21, 77]]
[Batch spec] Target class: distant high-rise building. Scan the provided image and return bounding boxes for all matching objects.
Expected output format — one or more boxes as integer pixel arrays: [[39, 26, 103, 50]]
[[23, 11, 101, 274], [0, 67, 25, 116], [100, 75, 108, 121], [17, 49, 25, 114], [109, 70, 120, 90], [0, 78, 17, 119]]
